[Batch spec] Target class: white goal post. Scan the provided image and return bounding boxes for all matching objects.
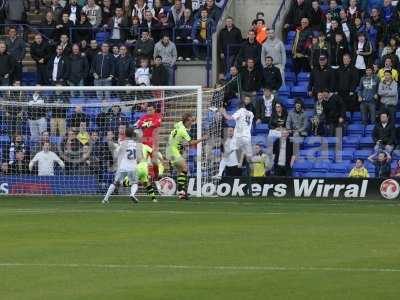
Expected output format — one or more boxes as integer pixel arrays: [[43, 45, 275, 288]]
[[0, 85, 226, 197]]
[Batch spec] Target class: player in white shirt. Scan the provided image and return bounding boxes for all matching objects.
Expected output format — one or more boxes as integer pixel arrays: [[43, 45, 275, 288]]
[[103, 128, 143, 204], [213, 127, 239, 179], [221, 103, 254, 167], [29, 142, 65, 176]]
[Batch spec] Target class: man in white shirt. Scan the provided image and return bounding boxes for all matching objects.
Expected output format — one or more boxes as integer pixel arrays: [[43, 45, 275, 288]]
[[221, 103, 254, 169], [29, 142, 65, 176], [135, 58, 151, 86], [213, 127, 241, 178]]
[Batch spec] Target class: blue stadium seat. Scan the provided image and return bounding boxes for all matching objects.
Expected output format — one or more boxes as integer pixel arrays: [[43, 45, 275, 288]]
[[226, 120, 236, 127], [291, 85, 308, 97], [96, 31, 109, 45], [365, 124, 374, 136], [50, 136, 63, 145], [299, 149, 318, 160], [339, 149, 354, 161], [303, 171, 327, 178], [227, 97, 241, 110], [342, 136, 360, 149], [293, 160, 314, 172], [329, 161, 351, 173], [303, 136, 322, 148], [285, 72, 296, 84], [283, 98, 295, 109], [352, 112, 362, 122], [297, 72, 310, 83], [324, 172, 346, 178], [364, 161, 376, 175], [252, 135, 267, 147], [396, 112, 400, 123], [313, 161, 331, 172], [359, 136, 374, 149], [319, 150, 335, 161], [347, 124, 364, 136], [391, 150, 400, 160], [69, 98, 86, 105], [353, 149, 373, 161], [278, 85, 290, 97], [84, 107, 101, 118], [323, 136, 337, 147], [255, 123, 269, 134], [0, 135, 10, 144], [303, 98, 314, 109]]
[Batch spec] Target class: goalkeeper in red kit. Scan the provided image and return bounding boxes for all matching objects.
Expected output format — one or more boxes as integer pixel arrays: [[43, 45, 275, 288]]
[[135, 104, 162, 180]]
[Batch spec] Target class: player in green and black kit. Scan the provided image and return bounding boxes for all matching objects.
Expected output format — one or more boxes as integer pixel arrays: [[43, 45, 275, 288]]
[[166, 113, 206, 200]]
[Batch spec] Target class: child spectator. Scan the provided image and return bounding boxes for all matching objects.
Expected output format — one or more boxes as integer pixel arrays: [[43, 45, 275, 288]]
[[348, 158, 369, 178], [135, 58, 151, 86]]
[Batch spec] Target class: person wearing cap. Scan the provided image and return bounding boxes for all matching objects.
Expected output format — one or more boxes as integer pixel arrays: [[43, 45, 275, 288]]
[[358, 65, 379, 125], [308, 54, 335, 97], [286, 98, 308, 137], [261, 29, 286, 82]]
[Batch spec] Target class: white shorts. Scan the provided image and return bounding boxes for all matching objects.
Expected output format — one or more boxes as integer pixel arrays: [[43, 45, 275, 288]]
[[236, 137, 252, 156], [114, 170, 138, 184]]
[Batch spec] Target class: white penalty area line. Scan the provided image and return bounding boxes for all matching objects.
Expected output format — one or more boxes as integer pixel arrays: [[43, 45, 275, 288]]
[[0, 262, 399, 273]]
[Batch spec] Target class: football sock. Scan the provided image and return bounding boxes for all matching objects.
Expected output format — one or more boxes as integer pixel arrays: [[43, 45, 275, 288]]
[[104, 184, 116, 201], [130, 183, 138, 197], [177, 171, 188, 193], [145, 183, 156, 201]]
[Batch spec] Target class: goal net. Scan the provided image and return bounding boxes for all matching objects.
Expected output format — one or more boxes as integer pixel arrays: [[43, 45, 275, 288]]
[[0, 85, 226, 196]]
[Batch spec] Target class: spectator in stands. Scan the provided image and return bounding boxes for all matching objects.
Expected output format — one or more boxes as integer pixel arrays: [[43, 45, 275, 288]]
[[348, 158, 369, 178], [202, 0, 221, 22], [56, 12, 74, 41], [292, 18, 313, 75], [132, 0, 151, 24], [59, 33, 73, 56], [156, 12, 174, 41], [353, 33, 373, 77], [283, 0, 310, 36], [59, 129, 82, 174], [269, 102, 288, 137], [378, 70, 398, 123], [115, 45, 135, 85], [5, 134, 30, 166], [337, 54, 359, 113], [106, 105, 128, 133], [49, 90, 67, 138], [151, 55, 169, 86], [83, 0, 102, 27], [47, 0, 64, 23], [135, 57, 151, 86], [5, 27, 25, 84], [175, 8, 194, 61], [240, 58, 263, 96], [48, 45, 69, 85], [262, 56, 283, 93], [192, 8, 214, 60], [64, 0, 82, 25], [5, 0, 26, 24], [328, 32, 348, 69], [0, 41, 15, 86], [308, 33, 328, 70], [261, 29, 286, 81], [255, 87, 277, 125], [368, 151, 391, 178], [286, 98, 308, 137], [213, 127, 241, 178], [322, 89, 346, 136], [40, 12, 57, 43], [224, 65, 239, 101], [9, 149, 30, 175], [100, 0, 115, 26], [309, 0, 325, 32], [218, 16, 242, 73], [107, 6, 129, 46], [91, 42, 114, 99], [392, 160, 400, 177], [273, 130, 295, 176], [27, 89, 47, 143], [373, 112, 396, 153], [77, 121, 90, 146], [358, 65, 379, 125], [237, 30, 261, 67], [30, 34, 52, 85], [134, 30, 155, 62], [74, 13, 93, 43], [89, 131, 113, 180], [308, 55, 335, 97], [254, 19, 268, 45], [140, 10, 158, 41], [29, 142, 65, 176], [170, 0, 184, 26], [68, 44, 89, 95], [70, 106, 88, 130], [250, 144, 272, 177], [378, 57, 398, 81], [154, 34, 177, 85]]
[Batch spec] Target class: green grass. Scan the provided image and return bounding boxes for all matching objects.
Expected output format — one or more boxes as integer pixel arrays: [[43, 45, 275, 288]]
[[0, 196, 400, 300]]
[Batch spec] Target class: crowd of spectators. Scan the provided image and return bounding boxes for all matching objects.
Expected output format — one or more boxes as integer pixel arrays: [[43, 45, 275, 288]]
[[216, 0, 400, 178]]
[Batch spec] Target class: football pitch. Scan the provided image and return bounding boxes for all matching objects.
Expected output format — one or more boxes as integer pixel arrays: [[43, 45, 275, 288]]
[[0, 196, 399, 300]]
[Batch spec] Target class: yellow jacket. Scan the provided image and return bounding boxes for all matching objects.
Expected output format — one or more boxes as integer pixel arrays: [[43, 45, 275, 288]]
[[348, 167, 369, 178]]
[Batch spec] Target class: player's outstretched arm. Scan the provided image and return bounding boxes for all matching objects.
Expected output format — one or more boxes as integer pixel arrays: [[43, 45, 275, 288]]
[[189, 135, 208, 146], [219, 108, 233, 120]]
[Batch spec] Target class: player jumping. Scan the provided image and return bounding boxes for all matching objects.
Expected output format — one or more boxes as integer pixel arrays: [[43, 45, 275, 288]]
[[103, 128, 143, 204], [166, 113, 206, 200]]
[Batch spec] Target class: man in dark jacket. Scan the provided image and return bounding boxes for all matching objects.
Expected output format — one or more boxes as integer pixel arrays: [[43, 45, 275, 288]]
[[308, 54, 335, 96], [63, 0, 81, 25], [218, 16, 242, 72], [107, 6, 129, 45], [48, 45, 69, 85], [283, 0, 310, 36], [262, 56, 282, 92], [68, 44, 89, 96], [85, 39, 99, 86], [322, 89, 346, 136], [91, 42, 115, 99], [202, 0, 221, 22], [240, 58, 263, 95], [5, 26, 25, 83], [151, 55, 169, 86], [191, 8, 215, 60], [134, 30, 155, 62], [115, 45, 135, 85], [273, 130, 296, 176], [237, 30, 261, 67], [0, 41, 15, 86], [372, 112, 396, 152], [30, 34, 52, 85], [336, 53, 359, 113]]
